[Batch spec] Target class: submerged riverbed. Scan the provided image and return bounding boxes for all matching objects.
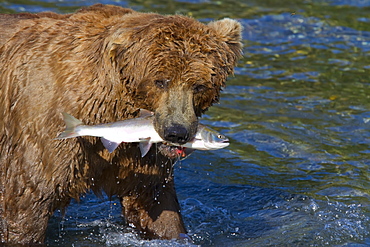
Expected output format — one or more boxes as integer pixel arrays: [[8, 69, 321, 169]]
[[1, 0, 369, 246]]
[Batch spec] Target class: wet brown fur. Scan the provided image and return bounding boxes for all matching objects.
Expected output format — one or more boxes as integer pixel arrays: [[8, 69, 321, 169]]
[[0, 4, 242, 245]]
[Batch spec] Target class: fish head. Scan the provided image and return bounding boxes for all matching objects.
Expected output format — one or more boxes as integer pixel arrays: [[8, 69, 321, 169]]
[[197, 125, 229, 150]]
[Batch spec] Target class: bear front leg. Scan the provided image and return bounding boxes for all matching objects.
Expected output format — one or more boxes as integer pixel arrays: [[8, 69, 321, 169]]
[[120, 178, 186, 240], [0, 182, 54, 245]]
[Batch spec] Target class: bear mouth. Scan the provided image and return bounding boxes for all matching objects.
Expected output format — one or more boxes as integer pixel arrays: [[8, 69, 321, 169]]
[[157, 143, 194, 160]]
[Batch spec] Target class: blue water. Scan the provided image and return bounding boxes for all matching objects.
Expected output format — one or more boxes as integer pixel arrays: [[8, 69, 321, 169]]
[[1, 0, 370, 246]]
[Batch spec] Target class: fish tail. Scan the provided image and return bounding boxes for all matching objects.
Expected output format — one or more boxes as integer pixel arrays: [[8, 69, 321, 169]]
[[55, 112, 84, 139]]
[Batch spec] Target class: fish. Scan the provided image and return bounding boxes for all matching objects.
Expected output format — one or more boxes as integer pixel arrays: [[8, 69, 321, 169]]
[[55, 110, 229, 157]]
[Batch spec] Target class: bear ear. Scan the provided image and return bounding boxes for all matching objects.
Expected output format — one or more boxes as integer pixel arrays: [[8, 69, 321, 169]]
[[208, 18, 242, 43], [208, 18, 243, 57]]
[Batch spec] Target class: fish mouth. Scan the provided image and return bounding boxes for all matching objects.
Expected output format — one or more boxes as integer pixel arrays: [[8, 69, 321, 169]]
[[221, 140, 230, 147], [215, 139, 230, 149], [221, 137, 230, 144]]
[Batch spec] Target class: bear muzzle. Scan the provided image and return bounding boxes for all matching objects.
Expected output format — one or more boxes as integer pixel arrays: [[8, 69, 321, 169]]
[[163, 124, 190, 144]]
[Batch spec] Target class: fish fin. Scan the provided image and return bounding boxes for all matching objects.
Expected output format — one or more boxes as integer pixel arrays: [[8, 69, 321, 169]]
[[182, 148, 195, 157], [101, 138, 120, 153], [139, 109, 154, 118], [139, 141, 152, 157], [55, 112, 84, 139]]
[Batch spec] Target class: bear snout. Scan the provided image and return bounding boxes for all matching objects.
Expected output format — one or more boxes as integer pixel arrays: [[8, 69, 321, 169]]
[[153, 88, 199, 145], [163, 124, 190, 144]]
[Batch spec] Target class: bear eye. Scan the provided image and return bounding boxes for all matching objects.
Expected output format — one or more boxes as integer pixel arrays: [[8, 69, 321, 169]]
[[155, 79, 169, 89], [193, 84, 208, 93]]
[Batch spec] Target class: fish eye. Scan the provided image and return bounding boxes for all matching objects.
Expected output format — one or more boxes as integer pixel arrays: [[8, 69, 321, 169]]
[[217, 134, 225, 139]]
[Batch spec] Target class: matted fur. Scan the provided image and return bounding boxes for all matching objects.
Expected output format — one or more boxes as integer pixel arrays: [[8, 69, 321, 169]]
[[0, 4, 242, 244]]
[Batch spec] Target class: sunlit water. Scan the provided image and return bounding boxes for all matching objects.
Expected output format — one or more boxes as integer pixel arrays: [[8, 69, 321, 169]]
[[1, 0, 370, 246]]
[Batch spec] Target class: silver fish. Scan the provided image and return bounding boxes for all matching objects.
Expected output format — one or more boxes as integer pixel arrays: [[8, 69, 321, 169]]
[[56, 110, 229, 157]]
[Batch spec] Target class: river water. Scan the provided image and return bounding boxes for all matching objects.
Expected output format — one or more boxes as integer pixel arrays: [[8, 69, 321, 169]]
[[1, 0, 369, 246]]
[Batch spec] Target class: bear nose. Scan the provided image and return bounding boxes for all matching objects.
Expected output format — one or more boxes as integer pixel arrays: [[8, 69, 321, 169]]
[[163, 124, 190, 144]]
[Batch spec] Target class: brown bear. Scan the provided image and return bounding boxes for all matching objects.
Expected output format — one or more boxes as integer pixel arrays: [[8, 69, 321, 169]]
[[0, 4, 242, 245]]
